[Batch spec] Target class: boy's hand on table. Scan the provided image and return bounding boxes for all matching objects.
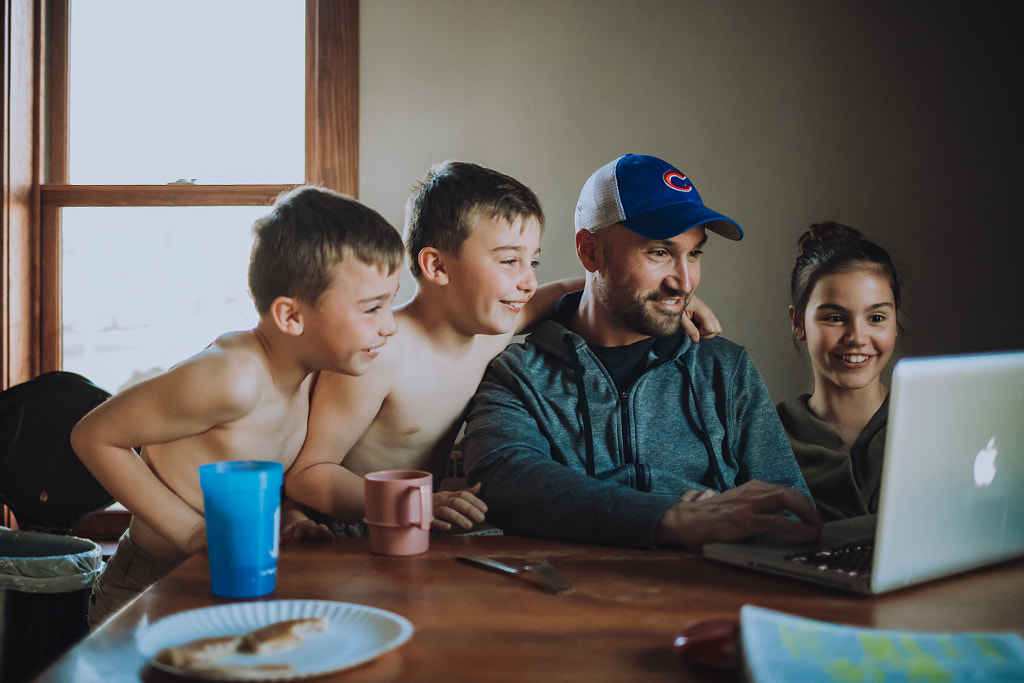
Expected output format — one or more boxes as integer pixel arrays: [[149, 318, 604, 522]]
[[282, 518, 334, 542], [432, 483, 488, 531], [281, 499, 334, 541]]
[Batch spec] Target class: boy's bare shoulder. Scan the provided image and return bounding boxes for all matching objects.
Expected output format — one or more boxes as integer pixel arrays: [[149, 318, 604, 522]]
[[170, 331, 275, 409]]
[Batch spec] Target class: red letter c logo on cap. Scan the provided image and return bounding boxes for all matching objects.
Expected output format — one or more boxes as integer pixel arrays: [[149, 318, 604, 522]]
[[663, 171, 693, 192]]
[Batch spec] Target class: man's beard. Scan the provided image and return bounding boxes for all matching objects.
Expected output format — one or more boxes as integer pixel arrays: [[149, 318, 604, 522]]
[[597, 279, 690, 338]]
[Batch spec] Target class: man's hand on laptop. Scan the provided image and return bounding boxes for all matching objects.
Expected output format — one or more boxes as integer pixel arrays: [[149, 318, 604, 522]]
[[656, 480, 823, 551]]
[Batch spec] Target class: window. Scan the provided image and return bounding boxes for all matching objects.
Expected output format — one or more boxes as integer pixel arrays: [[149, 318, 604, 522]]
[[61, 206, 266, 391], [67, 2, 305, 186], [34, 0, 359, 391]]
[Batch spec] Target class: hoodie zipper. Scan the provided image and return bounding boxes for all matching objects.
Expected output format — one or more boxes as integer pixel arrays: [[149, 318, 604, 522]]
[[619, 391, 632, 465], [620, 390, 653, 491]]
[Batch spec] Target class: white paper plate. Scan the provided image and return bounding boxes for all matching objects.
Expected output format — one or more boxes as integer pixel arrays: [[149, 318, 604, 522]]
[[135, 600, 413, 680]]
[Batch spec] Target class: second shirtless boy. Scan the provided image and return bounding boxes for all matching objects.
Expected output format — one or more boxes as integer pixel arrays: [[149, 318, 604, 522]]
[[285, 162, 567, 531]]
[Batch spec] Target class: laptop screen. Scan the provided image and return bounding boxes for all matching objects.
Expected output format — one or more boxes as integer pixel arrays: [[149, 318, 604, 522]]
[[872, 351, 1024, 592]]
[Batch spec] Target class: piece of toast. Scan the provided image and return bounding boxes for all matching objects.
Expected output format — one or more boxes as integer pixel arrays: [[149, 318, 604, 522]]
[[154, 615, 329, 671], [237, 616, 330, 655], [155, 634, 244, 669]]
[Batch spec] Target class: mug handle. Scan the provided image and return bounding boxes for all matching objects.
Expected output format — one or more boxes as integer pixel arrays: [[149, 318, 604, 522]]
[[416, 482, 432, 530]]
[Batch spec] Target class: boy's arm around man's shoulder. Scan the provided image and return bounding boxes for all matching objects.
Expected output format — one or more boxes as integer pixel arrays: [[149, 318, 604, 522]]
[[70, 350, 267, 556]]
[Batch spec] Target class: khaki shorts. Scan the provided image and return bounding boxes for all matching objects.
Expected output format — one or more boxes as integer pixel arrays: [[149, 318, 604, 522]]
[[87, 529, 180, 630]]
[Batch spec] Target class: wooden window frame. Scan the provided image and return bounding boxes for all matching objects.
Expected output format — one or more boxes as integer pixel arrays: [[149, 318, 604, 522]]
[[3, 0, 359, 386]]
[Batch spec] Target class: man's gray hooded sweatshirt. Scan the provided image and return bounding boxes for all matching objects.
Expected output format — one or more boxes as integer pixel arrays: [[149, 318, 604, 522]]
[[463, 292, 811, 549]]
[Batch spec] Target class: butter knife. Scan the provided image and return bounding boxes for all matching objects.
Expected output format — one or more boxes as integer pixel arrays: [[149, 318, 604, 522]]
[[457, 554, 575, 594]]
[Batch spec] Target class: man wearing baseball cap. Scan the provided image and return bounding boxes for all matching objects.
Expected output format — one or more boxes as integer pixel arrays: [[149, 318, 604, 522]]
[[462, 154, 821, 549]]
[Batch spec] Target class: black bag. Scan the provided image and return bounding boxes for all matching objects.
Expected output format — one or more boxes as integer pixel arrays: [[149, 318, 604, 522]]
[[0, 372, 113, 534]]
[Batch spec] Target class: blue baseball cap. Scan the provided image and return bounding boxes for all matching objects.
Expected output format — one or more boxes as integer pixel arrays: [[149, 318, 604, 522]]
[[574, 154, 743, 241]]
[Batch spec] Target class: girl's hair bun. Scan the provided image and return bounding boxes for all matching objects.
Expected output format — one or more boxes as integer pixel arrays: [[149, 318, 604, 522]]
[[797, 221, 867, 258]]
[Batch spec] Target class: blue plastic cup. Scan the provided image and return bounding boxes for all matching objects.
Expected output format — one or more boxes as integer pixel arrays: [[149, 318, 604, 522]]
[[198, 460, 282, 598]]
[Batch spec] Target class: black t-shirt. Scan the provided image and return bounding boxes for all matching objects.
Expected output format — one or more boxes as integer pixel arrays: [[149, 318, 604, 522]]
[[590, 336, 658, 393]]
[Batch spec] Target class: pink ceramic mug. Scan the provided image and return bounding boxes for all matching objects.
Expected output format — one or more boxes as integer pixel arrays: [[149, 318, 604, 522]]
[[364, 470, 433, 556]]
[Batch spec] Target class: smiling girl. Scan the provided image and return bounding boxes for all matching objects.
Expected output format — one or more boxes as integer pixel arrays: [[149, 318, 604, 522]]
[[777, 222, 903, 521]]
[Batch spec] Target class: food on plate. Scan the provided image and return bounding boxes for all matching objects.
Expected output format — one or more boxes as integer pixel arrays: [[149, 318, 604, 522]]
[[238, 616, 330, 654], [155, 634, 244, 668], [153, 616, 330, 672]]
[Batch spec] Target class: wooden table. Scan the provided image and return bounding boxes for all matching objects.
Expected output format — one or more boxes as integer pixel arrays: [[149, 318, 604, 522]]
[[34, 535, 1024, 682]]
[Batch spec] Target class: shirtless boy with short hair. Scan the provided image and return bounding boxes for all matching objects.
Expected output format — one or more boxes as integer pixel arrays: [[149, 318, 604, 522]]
[[71, 186, 405, 627], [285, 161, 720, 532]]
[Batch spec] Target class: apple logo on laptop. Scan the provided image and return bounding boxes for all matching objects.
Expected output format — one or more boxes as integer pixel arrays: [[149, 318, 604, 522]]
[[973, 437, 998, 487]]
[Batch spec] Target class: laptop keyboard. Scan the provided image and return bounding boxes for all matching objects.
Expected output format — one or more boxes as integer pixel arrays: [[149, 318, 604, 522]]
[[788, 541, 875, 576]]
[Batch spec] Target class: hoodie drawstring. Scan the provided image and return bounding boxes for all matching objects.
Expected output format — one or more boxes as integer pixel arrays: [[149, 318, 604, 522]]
[[681, 360, 729, 491], [565, 336, 597, 478]]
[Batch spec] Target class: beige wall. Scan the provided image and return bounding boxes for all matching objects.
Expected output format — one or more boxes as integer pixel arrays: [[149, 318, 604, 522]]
[[359, 1, 1024, 402]]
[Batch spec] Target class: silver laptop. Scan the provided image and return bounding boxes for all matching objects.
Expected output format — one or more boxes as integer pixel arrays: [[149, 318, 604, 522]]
[[703, 350, 1024, 594]]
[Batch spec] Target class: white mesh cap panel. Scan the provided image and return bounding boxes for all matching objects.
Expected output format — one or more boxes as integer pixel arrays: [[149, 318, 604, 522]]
[[574, 157, 626, 232]]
